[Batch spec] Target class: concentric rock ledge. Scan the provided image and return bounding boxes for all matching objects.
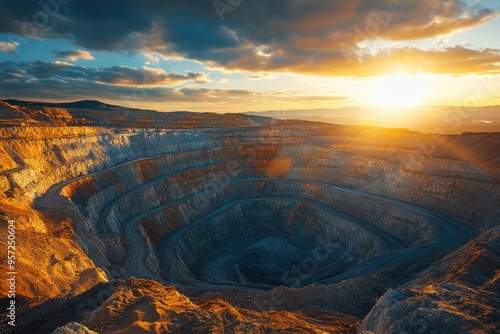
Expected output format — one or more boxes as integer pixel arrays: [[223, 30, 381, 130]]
[[32, 126, 491, 292]]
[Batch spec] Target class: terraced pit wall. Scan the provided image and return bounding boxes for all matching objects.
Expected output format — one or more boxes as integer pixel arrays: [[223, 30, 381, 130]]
[[0, 122, 498, 298]]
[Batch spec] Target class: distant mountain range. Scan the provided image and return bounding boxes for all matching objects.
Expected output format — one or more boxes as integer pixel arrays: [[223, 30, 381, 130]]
[[245, 106, 500, 134], [3, 99, 126, 110], [0, 99, 271, 128], [2, 99, 498, 134]]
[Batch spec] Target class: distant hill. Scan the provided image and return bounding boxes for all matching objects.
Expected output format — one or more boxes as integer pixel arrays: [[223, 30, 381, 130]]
[[245, 105, 500, 134], [3, 99, 123, 110], [2, 99, 499, 134], [0, 99, 272, 128]]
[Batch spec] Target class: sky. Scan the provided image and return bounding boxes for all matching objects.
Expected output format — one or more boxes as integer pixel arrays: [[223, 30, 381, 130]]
[[0, 0, 499, 113]]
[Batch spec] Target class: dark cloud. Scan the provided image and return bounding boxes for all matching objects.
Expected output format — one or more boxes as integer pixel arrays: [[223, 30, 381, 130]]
[[0, 61, 206, 86], [0, 61, 347, 107], [0, 0, 155, 49], [0, 74, 348, 108], [0, 0, 497, 75]]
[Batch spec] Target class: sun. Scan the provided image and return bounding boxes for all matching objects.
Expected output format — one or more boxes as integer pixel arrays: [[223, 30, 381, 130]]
[[371, 74, 424, 107]]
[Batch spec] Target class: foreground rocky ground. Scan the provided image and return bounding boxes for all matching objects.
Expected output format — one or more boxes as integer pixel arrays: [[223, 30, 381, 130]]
[[0, 100, 499, 333]]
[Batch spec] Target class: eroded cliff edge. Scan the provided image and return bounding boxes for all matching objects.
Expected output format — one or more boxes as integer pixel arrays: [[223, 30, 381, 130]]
[[0, 100, 499, 333]]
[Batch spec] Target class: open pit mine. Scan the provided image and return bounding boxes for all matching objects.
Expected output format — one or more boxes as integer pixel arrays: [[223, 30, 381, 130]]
[[0, 99, 499, 334]]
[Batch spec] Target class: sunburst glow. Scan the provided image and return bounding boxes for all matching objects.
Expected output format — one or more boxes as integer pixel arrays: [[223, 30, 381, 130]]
[[371, 74, 424, 107]]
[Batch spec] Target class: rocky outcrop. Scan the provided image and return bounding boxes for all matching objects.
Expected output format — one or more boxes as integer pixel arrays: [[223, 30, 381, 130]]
[[52, 322, 98, 334], [76, 279, 360, 334], [360, 226, 500, 334]]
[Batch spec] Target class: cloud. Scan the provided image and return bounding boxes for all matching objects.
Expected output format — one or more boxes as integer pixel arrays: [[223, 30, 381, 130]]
[[0, 61, 207, 86], [0, 0, 497, 76], [0, 61, 347, 109], [199, 45, 500, 77], [0, 41, 19, 54], [368, 46, 500, 76], [318, 46, 500, 76], [0, 75, 347, 108], [53, 50, 95, 61], [144, 53, 161, 65]]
